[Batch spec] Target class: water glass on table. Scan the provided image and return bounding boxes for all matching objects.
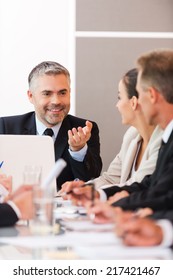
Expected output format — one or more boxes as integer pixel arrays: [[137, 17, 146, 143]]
[[31, 185, 54, 235], [23, 165, 54, 235]]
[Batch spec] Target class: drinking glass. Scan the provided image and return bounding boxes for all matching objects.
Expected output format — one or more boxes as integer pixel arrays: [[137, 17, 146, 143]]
[[23, 165, 54, 235]]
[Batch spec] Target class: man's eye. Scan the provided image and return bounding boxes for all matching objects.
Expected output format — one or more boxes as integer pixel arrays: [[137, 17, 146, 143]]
[[43, 92, 50, 96], [59, 91, 66, 95]]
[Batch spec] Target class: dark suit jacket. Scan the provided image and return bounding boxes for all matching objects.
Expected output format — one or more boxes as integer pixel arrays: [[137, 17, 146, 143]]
[[104, 130, 173, 211], [0, 203, 18, 227], [0, 112, 102, 190], [151, 209, 173, 223]]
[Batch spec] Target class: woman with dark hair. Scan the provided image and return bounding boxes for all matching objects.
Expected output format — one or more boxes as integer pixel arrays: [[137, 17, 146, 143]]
[[61, 69, 163, 206]]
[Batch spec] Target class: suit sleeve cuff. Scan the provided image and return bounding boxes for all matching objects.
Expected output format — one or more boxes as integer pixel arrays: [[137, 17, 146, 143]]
[[156, 219, 173, 247], [68, 144, 88, 162], [97, 189, 107, 201], [7, 201, 21, 219]]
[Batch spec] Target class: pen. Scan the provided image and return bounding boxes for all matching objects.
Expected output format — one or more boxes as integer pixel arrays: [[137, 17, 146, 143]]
[[55, 180, 95, 197], [0, 161, 4, 168], [90, 181, 95, 207], [88, 181, 96, 221]]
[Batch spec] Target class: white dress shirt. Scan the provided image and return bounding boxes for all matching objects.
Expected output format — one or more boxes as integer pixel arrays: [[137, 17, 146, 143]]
[[35, 116, 87, 162]]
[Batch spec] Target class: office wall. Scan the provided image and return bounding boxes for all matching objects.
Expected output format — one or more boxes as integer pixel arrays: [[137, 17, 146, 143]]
[[75, 0, 173, 171], [0, 0, 75, 116]]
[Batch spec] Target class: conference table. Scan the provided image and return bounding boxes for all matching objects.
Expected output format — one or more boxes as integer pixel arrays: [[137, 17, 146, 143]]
[[0, 199, 173, 260]]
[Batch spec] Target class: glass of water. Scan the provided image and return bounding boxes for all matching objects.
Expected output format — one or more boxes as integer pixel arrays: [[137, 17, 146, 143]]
[[23, 165, 54, 235], [31, 185, 54, 235]]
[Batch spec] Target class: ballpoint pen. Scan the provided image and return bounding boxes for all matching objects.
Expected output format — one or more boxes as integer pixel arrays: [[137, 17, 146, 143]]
[[90, 181, 95, 207], [55, 180, 95, 197], [55, 180, 96, 220], [0, 161, 4, 168], [89, 181, 96, 220]]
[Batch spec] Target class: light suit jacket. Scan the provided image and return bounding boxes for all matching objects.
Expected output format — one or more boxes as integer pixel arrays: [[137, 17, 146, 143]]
[[94, 126, 163, 189]]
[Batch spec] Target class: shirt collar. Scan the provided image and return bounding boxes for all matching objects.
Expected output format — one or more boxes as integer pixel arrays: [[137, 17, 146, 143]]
[[35, 116, 62, 140], [162, 119, 173, 144]]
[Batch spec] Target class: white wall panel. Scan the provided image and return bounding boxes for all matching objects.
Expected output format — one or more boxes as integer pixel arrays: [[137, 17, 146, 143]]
[[0, 0, 75, 116]]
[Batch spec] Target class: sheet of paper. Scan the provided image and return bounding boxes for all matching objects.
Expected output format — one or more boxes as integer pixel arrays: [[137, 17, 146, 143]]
[[62, 219, 114, 232], [0, 231, 173, 259], [0, 245, 31, 260], [0, 231, 120, 249], [0, 231, 172, 260], [74, 244, 173, 260]]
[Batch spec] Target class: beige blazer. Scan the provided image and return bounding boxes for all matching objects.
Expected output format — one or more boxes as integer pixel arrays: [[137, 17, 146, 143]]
[[94, 126, 163, 189]]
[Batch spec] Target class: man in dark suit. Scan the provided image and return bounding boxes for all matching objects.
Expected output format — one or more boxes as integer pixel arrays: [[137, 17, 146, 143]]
[[61, 49, 173, 212], [0, 61, 102, 190]]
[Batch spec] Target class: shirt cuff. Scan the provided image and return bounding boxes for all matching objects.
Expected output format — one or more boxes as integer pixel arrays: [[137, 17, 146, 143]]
[[156, 219, 173, 247], [68, 144, 88, 162], [7, 200, 22, 219], [98, 189, 107, 202]]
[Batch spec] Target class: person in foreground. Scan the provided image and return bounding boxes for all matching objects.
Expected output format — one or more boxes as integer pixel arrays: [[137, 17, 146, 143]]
[[0, 61, 102, 190], [61, 68, 162, 205]]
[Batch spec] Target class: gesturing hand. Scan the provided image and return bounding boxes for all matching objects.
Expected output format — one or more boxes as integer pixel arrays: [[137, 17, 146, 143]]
[[68, 120, 92, 151]]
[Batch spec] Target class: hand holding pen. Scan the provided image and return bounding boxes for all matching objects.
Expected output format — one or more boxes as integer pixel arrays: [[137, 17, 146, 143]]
[[58, 179, 99, 206]]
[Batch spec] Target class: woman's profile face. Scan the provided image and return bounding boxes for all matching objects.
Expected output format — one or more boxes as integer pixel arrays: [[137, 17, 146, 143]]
[[116, 79, 135, 125]]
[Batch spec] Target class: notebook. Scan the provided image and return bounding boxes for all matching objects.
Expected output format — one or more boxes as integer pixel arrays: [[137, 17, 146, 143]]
[[0, 135, 56, 191]]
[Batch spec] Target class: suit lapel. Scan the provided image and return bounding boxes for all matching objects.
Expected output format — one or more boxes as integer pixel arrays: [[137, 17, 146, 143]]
[[23, 113, 36, 135], [154, 130, 173, 174], [121, 134, 141, 183], [54, 116, 71, 159]]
